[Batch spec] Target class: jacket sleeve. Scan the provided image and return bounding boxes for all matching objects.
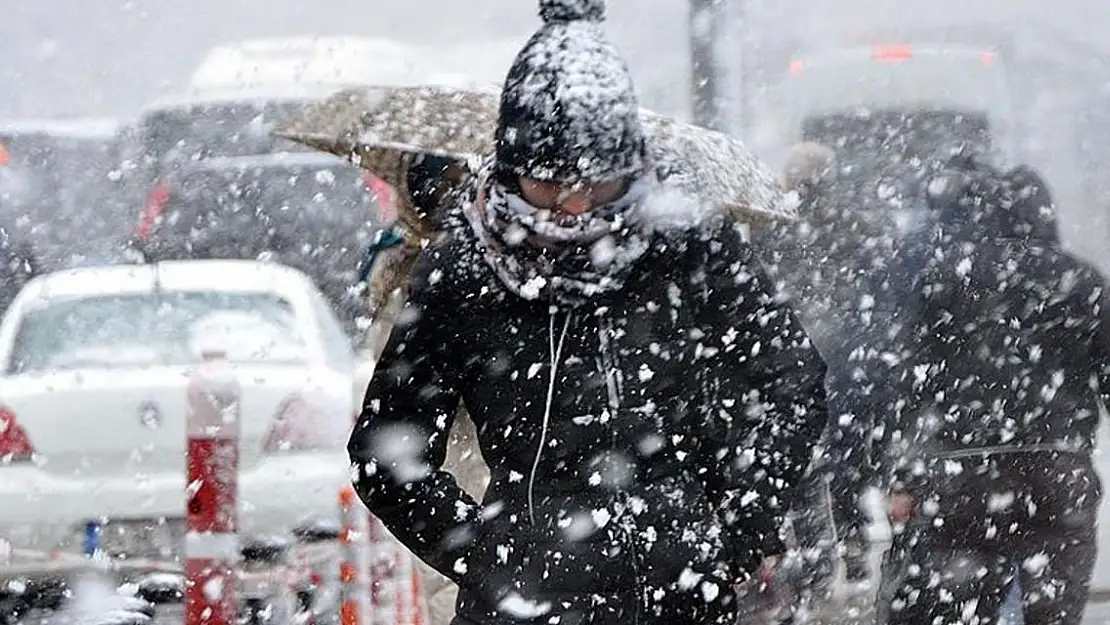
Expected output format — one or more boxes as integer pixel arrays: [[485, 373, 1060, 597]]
[[347, 251, 482, 584], [693, 223, 830, 569], [878, 262, 955, 493], [1096, 281, 1110, 410]]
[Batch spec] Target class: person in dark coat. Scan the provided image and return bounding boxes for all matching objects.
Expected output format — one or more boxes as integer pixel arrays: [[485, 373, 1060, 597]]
[[347, 2, 830, 624], [754, 142, 879, 598], [874, 157, 1107, 625]]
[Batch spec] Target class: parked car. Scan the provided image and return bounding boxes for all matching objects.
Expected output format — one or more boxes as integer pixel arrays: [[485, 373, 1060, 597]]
[[0, 117, 130, 271], [126, 152, 382, 342], [113, 90, 328, 214], [0, 259, 356, 562]]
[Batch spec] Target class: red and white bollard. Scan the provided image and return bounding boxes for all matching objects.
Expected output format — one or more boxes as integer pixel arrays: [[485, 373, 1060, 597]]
[[339, 486, 366, 625], [367, 514, 392, 624], [185, 349, 242, 625], [367, 514, 427, 625]]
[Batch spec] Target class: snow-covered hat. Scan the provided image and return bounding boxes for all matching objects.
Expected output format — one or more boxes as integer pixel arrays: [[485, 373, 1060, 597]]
[[494, 0, 647, 186]]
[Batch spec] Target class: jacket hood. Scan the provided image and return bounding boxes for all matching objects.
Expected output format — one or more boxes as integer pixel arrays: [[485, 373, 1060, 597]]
[[1005, 164, 1059, 245]]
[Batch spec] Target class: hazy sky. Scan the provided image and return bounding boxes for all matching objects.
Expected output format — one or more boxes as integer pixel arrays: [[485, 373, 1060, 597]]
[[3, 1, 1107, 262], [0, 0, 692, 119], [0, 0, 1104, 120]]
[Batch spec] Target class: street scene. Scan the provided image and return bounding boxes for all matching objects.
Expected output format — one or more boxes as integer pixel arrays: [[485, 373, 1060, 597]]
[[3, 0, 1110, 624]]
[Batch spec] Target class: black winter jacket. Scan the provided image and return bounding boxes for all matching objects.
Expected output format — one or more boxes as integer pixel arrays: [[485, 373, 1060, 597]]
[[883, 168, 1110, 492], [349, 205, 830, 625]]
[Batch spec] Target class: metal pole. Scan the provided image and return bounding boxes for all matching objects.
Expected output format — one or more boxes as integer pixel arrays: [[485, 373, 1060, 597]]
[[185, 350, 241, 625], [690, 0, 727, 131]]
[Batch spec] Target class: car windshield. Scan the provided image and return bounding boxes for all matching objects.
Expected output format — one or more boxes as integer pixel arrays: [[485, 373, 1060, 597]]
[[800, 110, 996, 240], [8, 291, 307, 374]]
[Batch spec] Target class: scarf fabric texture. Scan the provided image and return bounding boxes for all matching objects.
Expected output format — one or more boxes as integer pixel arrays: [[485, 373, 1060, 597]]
[[462, 162, 656, 305]]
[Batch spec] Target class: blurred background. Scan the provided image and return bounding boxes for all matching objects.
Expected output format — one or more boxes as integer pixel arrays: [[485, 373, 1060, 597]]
[[2, 0, 1107, 261]]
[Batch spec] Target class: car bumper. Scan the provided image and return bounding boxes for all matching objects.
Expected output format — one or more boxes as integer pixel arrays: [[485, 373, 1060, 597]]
[[0, 452, 352, 553]]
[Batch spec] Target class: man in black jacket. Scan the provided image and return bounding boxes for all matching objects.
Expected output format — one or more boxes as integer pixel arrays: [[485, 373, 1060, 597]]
[[874, 158, 1107, 625], [347, 2, 829, 624], [757, 142, 879, 599]]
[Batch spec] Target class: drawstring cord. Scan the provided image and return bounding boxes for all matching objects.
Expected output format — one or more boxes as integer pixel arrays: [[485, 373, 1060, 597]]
[[528, 309, 572, 526]]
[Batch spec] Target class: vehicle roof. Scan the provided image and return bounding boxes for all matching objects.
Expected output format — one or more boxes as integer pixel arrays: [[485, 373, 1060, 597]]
[[187, 35, 520, 92], [139, 87, 339, 115], [188, 36, 419, 89], [0, 117, 122, 140], [148, 35, 520, 116], [17, 260, 318, 303]]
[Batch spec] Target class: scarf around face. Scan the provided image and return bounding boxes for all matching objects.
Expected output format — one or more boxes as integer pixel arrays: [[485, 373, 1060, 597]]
[[462, 161, 655, 305]]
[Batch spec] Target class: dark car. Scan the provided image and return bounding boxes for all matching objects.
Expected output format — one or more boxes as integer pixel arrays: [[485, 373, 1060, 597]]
[[127, 151, 384, 343], [752, 44, 1017, 259], [113, 90, 331, 225], [0, 117, 131, 271], [757, 43, 1015, 149]]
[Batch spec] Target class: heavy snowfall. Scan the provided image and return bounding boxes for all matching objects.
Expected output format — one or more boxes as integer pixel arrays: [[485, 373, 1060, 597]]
[[2, 1, 1110, 625]]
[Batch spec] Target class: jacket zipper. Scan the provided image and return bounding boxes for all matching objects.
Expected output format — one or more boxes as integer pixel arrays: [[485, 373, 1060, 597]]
[[599, 311, 647, 622], [597, 312, 624, 409]]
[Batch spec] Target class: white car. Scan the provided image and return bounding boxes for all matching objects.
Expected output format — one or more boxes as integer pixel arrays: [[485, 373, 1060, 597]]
[[0, 260, 355, 563]]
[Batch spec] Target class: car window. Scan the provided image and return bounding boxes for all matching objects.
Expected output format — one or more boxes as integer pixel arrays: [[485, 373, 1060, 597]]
[[8, 291, 307, 374], [152, 160, 376, 262], [307, 289, 356, 372], [802, 110, 993, 161]]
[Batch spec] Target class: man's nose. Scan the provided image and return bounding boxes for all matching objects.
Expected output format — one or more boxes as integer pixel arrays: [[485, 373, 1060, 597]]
[[559, 191, 592, 215]]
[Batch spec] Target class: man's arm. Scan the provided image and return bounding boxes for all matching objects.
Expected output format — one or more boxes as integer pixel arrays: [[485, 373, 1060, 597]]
[[347, 252, 483, 584], [878, 261, 957, 495], [1095, 282, 1110, 410], [693, 223, 830, 574]]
